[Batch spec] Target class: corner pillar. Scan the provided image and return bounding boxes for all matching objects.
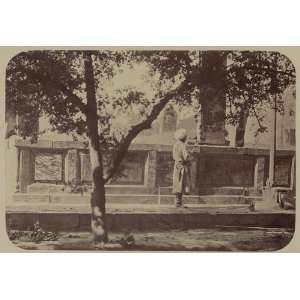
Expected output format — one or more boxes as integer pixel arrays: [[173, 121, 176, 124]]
[[254, 156, 266, 192], [290, 154, 296, 192], [19, 148, 33, 193], [144, 150, 157, 190], [190, 153, 198, 194], [65, 149, 81, 184]]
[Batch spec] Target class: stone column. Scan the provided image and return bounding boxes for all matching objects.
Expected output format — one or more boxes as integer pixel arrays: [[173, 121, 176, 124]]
[[65, 149, 80, 184], [254, 157, 266, 192], [197, 52, 227, 145], [80, 152, 92, 183], [19, 148, 33, 193], [197, 156, 206, 193], [290, 154, 296, 192], [144, 150, 157, 191], [189, 153, 198, 194]]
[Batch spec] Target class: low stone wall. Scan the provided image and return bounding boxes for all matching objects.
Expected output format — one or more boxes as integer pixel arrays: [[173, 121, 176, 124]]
[[14, 140, 295, 196]]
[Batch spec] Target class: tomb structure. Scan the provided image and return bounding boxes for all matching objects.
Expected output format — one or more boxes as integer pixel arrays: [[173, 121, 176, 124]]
[[5, 54, 295, 205]]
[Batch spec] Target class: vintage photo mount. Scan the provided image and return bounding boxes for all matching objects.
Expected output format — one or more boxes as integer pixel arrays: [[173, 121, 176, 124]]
[[0, 46, 298, 252]]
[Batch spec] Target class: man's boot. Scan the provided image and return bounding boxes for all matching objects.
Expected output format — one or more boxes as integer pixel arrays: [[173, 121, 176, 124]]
[[175, 193, 183, 208]]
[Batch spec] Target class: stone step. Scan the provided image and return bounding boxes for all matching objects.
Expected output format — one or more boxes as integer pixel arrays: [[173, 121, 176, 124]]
[[27, 183, 155, 194], [6, 207, 295, 232], [27, 183, 262, 196], [159, 186, 261, 196], [12, 193, 262, 205]]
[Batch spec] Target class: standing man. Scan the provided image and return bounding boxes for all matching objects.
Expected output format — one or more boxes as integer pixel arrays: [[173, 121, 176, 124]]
[[172, 128, 191, 208]]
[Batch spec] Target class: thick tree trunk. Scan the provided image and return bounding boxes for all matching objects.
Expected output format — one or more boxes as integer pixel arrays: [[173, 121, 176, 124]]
[[235, 107, 249, 147], [194, 105, 205, 144], [84, 52, 107, 244], [89, 140, 108, 243]]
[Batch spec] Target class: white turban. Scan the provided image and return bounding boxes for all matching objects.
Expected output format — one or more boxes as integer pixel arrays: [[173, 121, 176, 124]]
[[174, 128, 187, 141]]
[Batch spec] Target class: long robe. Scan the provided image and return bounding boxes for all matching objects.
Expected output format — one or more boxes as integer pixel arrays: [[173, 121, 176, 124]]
[[172, 140, 191, 194]]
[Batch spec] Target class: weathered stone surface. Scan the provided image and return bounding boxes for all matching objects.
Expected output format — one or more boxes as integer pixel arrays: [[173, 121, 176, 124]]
[[198, 156, 255, 187], [197, 157, 206, 191], [198, 52, 226, 145], [110, 151, 147, 185], [144, 150, 157, 189], [15, 139, 52, 149], [15, 139, 295, 156], [14, 139, 296, 193], [291, 155, 296, 192], [6, 210, 295, 234], [39, 213, 80, 231], [6, 213, 39, 230], [34, 152, 63, 182], [15, 140, 86, 149], [274, 157, 292, 186], [81, 151, 147, 185], [80, 153, 92, 182], [27, 183, 64, 194], [66, 149, 80, 184], [19, 149, 33, 192], [12, 193, 50, 203], [254, 157, 266, 191], [53, 141, 87, 149], [189, 154, 198, 193], [156, 152, 173, 187], [11, 192, 262, 205]]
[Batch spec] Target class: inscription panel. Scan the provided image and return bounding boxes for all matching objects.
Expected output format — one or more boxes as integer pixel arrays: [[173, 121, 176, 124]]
[[80, 153, 92, 182], [156, 152, 173, 187], [274, 157, 292, 187], [34, 152, 63, 182], [110, 151, 147, 185], [80, 151, 147, 185], [198, 155, 255, 187]]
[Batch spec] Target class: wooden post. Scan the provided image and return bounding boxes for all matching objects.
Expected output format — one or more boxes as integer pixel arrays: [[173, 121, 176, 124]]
[[269, 94, 277, 187], [290, 154, 296, 192]]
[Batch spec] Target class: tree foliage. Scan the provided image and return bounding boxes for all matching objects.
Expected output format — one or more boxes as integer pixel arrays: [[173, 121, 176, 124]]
[[226, 51, 295, 137], [6, 50, 296, 176]]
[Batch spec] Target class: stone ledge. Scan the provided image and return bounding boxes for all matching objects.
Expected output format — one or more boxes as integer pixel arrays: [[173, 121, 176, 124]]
[[6, 210, 295, 232], [14, 139, 295, 156], [11, 193, 263, 205], [15, 139, 87, 150]]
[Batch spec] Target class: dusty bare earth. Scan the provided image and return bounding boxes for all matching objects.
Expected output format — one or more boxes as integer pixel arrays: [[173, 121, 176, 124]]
[[8, 227, 294, 252]]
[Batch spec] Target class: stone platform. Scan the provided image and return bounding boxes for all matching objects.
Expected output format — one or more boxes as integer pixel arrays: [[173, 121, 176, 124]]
[[12, 192, 262, 205], [6, 202, 295, 232]]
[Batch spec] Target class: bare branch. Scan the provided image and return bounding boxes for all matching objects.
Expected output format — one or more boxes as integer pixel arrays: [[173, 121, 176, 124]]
[[251, 105, 266, 134], [103, 79, 191, 183]]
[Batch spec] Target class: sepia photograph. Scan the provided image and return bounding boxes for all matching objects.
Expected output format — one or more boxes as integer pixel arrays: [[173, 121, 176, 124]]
[[4, 49, 296, 251]]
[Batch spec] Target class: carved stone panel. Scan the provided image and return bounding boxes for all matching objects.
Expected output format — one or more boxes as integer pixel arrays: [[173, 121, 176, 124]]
[[34, 152, 63, 182], [198, 155, 255, 187], [110, 151, 147, 185], [274, 157, 292, 187], [156, 152, 173, 187], [80, 153, 92, 183]]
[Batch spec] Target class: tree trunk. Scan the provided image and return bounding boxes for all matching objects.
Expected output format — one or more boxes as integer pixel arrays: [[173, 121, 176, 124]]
[[89, 140, 108, 244], [235, 107, 249, 147], [84, 52, 108, 244], [194, 105, 205, 144]]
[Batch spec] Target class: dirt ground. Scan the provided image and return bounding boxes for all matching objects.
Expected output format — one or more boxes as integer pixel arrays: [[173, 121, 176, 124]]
[[8, 226, 294, 252]]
